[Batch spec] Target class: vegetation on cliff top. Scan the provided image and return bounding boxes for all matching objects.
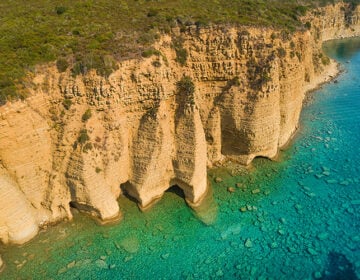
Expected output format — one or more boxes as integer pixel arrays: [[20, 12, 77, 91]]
[[0, 0, 359, 104]]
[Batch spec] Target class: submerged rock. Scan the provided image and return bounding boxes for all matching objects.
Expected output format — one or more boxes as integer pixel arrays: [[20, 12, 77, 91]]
[[351, 200, 360, 205], [317, 232, 329, 241], [340, 180, 349, 186], [216, 269, 224, 277], [240, 207, 247, 212], [119, 237, 140, 254], [287, 246, 297, 254], [227, 187, 235, 193], [244, 238, 253, 248], [215, 177, 223, 183], [161, 253, 170, 260], [235, 183, 242, 188], [307, 247, 318, 256], [95, 259, 108, 269], [326, 179, 338, 184], [66, 261, 76, 269], [57, 267, 67, 275]]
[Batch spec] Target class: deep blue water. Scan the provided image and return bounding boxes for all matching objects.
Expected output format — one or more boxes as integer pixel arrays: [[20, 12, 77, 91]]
[[1, 38, 360, 280]]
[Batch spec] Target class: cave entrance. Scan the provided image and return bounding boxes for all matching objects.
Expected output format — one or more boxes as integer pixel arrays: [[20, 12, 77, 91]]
[[119, 181, 140, 205], [165, 185, 186, 200]]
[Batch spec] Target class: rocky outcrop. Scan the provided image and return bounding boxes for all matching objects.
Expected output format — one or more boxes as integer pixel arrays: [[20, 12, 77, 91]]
[[0, 2, 359, 249]]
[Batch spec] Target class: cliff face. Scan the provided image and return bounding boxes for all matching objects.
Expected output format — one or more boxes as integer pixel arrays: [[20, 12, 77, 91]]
[[0, 3, 359, 252]]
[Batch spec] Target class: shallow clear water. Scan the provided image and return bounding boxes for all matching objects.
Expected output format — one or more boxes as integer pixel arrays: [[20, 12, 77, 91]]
[[1, 38, 360, 280]]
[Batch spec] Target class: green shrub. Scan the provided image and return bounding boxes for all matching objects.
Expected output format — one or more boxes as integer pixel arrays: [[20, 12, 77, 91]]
[[78, 129, 90, 144], [71, 54, 118, 77], [321, 55, 330, 65], [173, 38, 188, 66], [56, 58, 69, 72], [82, 142, 93, 153], [63, 99, 72, 110], [71, 62, 85, 76], [246, 56, 273, 90], [295, 6, 308, 16], [277, 47, 287, 58], [141, 48, 161, 58], [147, 8, 158, 17], [55, 6, 67, 15], [280, 30, 291, 42], [82, 109, 92, 122], [223, 77, 240, 92], [195, 20, 209, 28], [175, 48, 188, 66], [176, 76, 195, 96], [0, 76, 18, 105]]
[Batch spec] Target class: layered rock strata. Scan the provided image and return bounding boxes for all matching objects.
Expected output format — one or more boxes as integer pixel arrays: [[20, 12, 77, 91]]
[[0, 3, 359, 251]]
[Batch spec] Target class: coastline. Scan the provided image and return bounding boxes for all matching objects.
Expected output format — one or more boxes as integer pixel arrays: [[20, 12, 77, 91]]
[[0, 4, 359, 273], [279, 57, 342, 154], [1, 35, 360, 280], [2, 42, 360, 279], [303, 59, 341, 96]]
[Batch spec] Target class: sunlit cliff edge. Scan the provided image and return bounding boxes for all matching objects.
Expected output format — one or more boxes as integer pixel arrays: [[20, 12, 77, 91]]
[[0, 3, 359, 265]]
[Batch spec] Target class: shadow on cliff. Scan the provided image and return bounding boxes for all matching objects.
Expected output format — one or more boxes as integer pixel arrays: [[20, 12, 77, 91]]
[[119, 183, 188, 209], [320, 251, 358, 280], [120, 182, 141, 205], [165, 185, 186, 199]]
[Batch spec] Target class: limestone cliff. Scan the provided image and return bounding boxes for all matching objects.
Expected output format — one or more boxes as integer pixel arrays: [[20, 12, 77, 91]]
[[0, 3, 359, 252]]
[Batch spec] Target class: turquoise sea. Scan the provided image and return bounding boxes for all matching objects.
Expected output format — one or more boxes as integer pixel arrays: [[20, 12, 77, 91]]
[[1, 38, 360, 280]]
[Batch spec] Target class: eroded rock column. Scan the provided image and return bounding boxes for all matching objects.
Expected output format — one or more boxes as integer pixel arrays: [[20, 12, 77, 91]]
[[127, 101, 174, 209], [66, 147, 120, 221], [174, 103, 208, 205], [0, 166, 38, 244]]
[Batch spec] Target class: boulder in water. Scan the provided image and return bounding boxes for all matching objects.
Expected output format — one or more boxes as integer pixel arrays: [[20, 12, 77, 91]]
[[119, 236, 140, 254], [244, 238, 253, 248], [214, 177, 223, 183], [227, 187, 235, 193], [252, 189, 261, 194]]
